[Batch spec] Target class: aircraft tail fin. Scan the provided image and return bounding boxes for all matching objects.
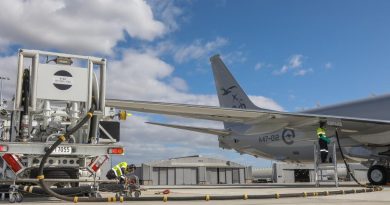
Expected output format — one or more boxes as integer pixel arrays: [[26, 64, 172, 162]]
[[210, 55, 261, 110]]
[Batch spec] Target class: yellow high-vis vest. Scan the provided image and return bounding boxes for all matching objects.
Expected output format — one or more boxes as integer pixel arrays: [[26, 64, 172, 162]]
[[317, 127, 326, 137], [112, 162, 127, 177]]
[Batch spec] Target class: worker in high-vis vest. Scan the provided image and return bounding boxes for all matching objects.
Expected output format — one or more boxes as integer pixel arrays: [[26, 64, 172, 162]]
[[317, 126, 331, 163], [106, 162, 136, 183]]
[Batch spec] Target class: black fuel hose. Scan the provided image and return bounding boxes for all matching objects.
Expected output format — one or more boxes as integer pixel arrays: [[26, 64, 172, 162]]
[[16, 184, 125, 197], [19, 185, 93, 196], [37, 103, 106, 202], [21, 69, 30, 116], [334, 129, 376, 188]]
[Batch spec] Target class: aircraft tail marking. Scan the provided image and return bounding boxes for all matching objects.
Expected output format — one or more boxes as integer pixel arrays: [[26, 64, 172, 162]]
[[210, 54, 264, 110]]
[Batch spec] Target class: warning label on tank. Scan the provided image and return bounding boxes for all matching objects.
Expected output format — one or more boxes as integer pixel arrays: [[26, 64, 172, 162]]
[[53, 70, 73, 90]]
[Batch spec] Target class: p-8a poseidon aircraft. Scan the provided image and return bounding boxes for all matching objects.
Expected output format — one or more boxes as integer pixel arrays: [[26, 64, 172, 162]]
[[107, 55, 390, 185]]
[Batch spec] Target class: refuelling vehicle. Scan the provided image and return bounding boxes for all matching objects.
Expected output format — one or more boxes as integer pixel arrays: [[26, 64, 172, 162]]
[[0, 49, 127, 201]]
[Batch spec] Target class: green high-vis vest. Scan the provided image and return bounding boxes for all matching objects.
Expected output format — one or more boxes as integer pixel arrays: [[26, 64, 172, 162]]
[[112, 162, 127, 177]]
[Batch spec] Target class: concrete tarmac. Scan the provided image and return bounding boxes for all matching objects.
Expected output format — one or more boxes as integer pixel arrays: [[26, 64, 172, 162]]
[[12, 183, 390, 205]]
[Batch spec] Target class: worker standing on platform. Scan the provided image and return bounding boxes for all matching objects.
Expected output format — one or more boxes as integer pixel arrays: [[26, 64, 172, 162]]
[[317, 124, 331, 163], [106, 162, 136, 184]]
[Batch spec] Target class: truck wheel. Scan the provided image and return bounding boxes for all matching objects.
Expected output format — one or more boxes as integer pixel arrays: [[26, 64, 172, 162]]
[[93, 192, 102, 198], [368, 165, 387, 185], [9, 193, 16, 203], [45, 170, 71, 188], [134, 190, 141, 198], [15, 193, 23, 203]]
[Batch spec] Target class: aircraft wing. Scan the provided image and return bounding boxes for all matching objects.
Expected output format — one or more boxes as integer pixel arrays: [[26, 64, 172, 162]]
[[146, 122, 231, 136], [106, 99, 390, 134]]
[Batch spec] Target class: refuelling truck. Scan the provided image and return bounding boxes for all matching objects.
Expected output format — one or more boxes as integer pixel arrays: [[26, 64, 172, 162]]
[[0, 49, 126, 192]]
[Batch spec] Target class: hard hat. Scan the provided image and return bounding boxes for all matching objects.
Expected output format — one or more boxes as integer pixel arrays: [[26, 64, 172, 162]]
[[127, 164, 136, 170]]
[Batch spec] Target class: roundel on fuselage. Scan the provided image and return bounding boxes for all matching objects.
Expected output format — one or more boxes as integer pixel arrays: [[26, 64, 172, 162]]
[[282, 129, 295, 145]]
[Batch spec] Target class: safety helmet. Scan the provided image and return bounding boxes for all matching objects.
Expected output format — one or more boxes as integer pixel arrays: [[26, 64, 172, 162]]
[[127, 164, 136, 171]]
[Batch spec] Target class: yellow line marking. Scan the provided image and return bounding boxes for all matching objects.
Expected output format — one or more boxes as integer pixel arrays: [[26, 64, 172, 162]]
[[163, 195, 168, 202]]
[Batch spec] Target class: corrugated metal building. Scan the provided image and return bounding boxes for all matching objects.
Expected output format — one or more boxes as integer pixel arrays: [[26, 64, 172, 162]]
[[134, 155, 252, 185]]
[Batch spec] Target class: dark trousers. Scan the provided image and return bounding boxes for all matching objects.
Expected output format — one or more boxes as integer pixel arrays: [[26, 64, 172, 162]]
[[319, 138, 328, 163], [106, 169, 116, 180], [106, 169, 125, 184]]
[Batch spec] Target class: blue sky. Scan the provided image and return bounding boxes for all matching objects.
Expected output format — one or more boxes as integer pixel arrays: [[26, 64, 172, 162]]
[[1, 0, 390, 167], [164, 0, 390, 111]]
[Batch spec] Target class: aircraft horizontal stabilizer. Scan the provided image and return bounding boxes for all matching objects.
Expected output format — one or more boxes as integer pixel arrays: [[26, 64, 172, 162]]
[[146, 122, 231, 136]]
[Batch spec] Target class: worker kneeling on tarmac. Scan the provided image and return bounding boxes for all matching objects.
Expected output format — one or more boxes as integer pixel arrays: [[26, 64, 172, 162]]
[[106, 162, 136, 183], [317, 125, 331, 163]]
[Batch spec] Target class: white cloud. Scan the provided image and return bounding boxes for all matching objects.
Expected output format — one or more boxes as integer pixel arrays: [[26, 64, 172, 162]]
[[274, 54, 313, 76], [324, 62, 332, 69], [294, 68, 313, 76], [249, 96, 284, 111], [254, 63, 264, 70], [148, 0, 184, 32], [174, 37, 228, 63], [0, 0, 166, 54], [220, 51, 247, 65], [0, 56, 18, 102], [289, 54, 303, 68], [254, 62, 272, 71], [278, 65, 289, 74], [107, 49, 188, 102], [169, 77, 188, 91]]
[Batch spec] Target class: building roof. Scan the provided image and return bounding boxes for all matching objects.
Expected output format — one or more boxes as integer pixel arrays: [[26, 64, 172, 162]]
[[144, 155, 246, 168]]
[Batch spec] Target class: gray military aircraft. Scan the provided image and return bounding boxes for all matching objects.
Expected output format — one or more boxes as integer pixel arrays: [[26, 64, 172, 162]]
[[107, 55, 390, 185]]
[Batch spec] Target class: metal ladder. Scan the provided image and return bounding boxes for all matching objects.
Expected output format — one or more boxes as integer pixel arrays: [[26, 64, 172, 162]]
[[314, 142, 338, 187]]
